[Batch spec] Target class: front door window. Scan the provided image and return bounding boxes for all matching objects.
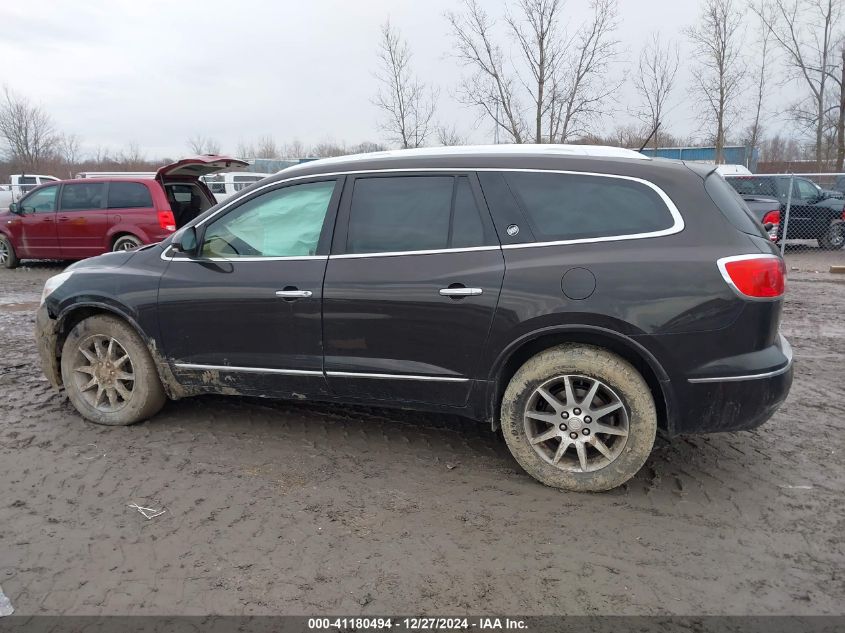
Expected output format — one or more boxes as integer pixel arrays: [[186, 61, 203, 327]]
[[201, 181, 336, 258]]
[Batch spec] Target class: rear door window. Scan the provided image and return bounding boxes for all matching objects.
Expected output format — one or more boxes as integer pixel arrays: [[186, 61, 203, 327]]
[[346, 175, 488, 254], [107, 182, 153, 208], [503, 172, 675, 241], [60, 183, 106, 211]]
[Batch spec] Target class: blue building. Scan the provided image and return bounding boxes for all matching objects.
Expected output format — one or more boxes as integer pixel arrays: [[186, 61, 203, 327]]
[[638, 146, 758, 171]]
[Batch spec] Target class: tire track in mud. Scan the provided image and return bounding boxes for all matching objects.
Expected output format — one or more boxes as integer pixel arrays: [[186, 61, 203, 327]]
[[0, 263, 843, 615]]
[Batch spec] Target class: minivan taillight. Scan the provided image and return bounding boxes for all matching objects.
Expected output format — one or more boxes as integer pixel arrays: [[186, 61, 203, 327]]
[[717, 255, 785, 299], [158, 210, 176, 232]]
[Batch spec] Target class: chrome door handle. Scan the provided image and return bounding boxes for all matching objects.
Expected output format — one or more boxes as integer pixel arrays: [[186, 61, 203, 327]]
[[275, 290, 312, 298], [439, 287, 483, 296]]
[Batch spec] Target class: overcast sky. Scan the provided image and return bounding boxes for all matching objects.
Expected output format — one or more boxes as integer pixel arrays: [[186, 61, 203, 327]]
[[0, 0, 780, 159]]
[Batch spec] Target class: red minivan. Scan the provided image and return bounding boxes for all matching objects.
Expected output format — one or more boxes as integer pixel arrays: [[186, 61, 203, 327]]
[[0, 156, 248, 268]]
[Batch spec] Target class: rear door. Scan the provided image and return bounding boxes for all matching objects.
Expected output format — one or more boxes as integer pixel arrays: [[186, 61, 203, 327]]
[[106, 181, 159, 241], [57, 182, 108, 258], [17, 184, 60, 258], [322, 173, 504, 407]]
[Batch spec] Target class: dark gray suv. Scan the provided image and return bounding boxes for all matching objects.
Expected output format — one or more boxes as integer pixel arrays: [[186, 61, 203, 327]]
[[36, 146, 793, 492]]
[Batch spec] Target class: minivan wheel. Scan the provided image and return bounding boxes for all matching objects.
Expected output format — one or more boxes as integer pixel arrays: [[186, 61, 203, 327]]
[[60, 314, 166, 425], [500, 345, 657, 492], [112, 235, 142, 252], [0, 235, 19, 269], [819, 223, 845, 250]]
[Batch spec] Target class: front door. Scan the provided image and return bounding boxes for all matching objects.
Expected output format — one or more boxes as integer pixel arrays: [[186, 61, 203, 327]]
[[57, 182, 109, 258], [157, 177, 343, 398], [322, 173, 504, 407], [17, 184, 60, 258]]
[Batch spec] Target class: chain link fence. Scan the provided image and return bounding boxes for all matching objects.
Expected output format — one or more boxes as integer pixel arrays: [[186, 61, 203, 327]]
[[726, 172, 845, 272]]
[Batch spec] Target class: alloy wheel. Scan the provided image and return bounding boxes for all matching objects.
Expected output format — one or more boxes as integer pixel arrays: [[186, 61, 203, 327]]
[[524, 374, 629, 473], [0, 240, 8, 265], [113, 237, 141, 252], [70, 334, 136, 412]]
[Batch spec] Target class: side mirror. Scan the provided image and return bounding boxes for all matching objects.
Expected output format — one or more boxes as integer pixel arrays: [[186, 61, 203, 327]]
[[173, 226, 199, 257], [8, 202, 18, 214]]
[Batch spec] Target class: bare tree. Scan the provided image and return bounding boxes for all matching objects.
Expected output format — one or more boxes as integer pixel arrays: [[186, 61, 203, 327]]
[[436, 122, 467, 145], [506, 0, 564, 143], [745, 4, 774, 162], [187, 134, 221, 155], [349, 141, 387, 154], [633, 33, 680, 151], [236, 140, 255, 158], [373, 19, 437, 148], [446, 0, 526, 143], [755, 0, 842, 169], [118, 142, 146, 168], [0, 86, 58, 169], [836, 44, 845, 168], [57, 133, 82, 166], [685, 0, 746, 164], [311, 141, 349, 158], [255, 136, 279, 159], [446, 0, 620, 144], [549, 0, 622, 142], [281, 139, 306, 158]]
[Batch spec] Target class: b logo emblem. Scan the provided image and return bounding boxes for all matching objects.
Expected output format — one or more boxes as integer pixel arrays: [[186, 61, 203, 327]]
[[506, 224, 520, 237]]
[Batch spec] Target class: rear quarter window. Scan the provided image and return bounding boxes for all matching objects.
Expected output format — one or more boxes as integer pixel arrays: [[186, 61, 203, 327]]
[[107, 182, 153, 209], [705, 173, 769, 238], [503, 171, 676, 241]]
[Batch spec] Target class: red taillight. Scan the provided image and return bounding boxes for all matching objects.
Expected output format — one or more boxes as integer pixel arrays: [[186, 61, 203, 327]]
[[762, 210, 780, 225], [718, 255, 785, 299], [157, 210, 176, 232], [841, 205, 845, 221]]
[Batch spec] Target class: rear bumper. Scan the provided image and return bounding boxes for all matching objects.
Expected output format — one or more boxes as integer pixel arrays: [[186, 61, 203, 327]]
[[670, 334, 793, 435]]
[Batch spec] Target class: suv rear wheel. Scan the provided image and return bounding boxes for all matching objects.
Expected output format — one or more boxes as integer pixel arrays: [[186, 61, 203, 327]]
[[60, 314, 166, 425], [0, 235, 19, 269], [500, 344, 656, 492], [819, 222, 845, 250], [112, 234, 142, 252]]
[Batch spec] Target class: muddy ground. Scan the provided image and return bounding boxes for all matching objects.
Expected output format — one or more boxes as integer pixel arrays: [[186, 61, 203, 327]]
[[0, 249, 843, 616]]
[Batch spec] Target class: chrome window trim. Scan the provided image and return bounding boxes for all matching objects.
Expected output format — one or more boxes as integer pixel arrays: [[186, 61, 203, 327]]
[[174, 363, 322, 376], [326, 371, 469, 383], [160, 167, 683, 263], [687, 358, 792, 383], [161, 248, 326, 262], [331, 245, 500, 259]]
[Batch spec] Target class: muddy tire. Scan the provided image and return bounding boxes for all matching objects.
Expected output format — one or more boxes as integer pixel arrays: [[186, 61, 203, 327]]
[[500, 344, 656, 492], [112, 234, 142, 252], [60, 314, 166, 425], [819, 222, 845, 250], [0, 235, 19, 269]]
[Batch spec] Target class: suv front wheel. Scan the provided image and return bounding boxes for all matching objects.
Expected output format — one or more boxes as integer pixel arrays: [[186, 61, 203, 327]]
[[60, 314, 166, 425], [500, 344, 656, 492]]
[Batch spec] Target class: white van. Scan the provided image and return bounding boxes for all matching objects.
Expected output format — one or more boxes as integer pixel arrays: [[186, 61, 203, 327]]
[[0, 174, 60, 208], [202, 172, 271, 203]]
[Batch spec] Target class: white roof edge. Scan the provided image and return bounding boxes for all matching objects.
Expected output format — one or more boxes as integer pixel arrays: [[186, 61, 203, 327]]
[[286, 144, 648, 171]]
